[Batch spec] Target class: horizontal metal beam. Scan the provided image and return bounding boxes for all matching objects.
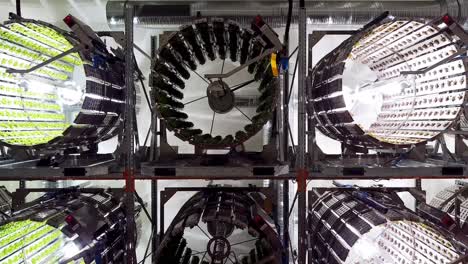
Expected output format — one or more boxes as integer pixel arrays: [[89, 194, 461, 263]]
[[0, 170, 295, 181], [0, 173, 466, 181], [107, 0, 461, 28]]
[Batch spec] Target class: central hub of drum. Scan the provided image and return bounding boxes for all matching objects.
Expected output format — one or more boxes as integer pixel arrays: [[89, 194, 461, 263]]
[[207, 236, 231, 261], [207, 80, 235, 114]]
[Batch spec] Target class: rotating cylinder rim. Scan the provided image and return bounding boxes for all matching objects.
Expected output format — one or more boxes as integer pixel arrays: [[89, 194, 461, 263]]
[[0, 18, 125, 149], [308, 15, 468, 149], [152, 18, 280, 148]]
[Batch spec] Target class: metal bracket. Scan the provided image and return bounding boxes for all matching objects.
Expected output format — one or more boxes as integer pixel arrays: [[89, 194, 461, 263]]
[[408, 143, 427, 162], [261, 143, 279, 164], [134, 44, 152, 61], [455, 132, 468, 162], [259, 24, 283, 51], [158, 142, 178, 161], [438, 136, 457, 162]]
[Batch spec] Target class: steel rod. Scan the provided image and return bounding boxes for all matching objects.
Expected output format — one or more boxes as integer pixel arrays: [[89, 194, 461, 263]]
[[185, 62, 211, 84], [197, 224, 212, 239], [134, 55, 153, 115], [205, 48, 276, 79], [134, 43, 152, 60], [235, 106, 252, 122], [230, 79, 256, 92], [287, 55, 299, 104], [184, 96, 207, 105], [7, 46, 82, 74], [210, 111, 216, 134]]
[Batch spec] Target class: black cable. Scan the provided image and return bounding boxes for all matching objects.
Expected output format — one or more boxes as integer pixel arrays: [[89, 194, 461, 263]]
[[133, 55, 153, 115], [289, 234, 297, 264], [288, 125, 296, 155], [288, 192, 298, 219], [138, 251, 154, 264], [143, 125, 151, 147], [142, 228, 154, 264], [287, 55, 299, 104], [134, 191, 153, 225], [16, 0, 21, 17], [285, 180, 311, 263], [288, 46, 298, 59], [288, 180, 311, 219], [284, 0, 293, 44], [230, 79, 256, 92]]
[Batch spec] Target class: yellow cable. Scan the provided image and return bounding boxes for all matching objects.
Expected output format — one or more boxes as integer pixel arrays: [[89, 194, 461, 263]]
[[271, 53, 279, 77]]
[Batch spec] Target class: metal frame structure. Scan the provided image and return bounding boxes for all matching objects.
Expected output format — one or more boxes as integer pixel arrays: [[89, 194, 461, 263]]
[[140, 25, 290, 179], [306, 17, 468, 180], [306, 27, 468, 178], [303, 16, 468, 264], [1, 1, 468, 264], [139, 15, 297, 264], [0, 11, 129, 178], [0, 2, 297, 263]]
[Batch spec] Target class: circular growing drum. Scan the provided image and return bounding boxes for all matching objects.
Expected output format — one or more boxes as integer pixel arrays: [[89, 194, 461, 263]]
[[154, 190, 282, 264], [430, 182, 468, 227], [309, 15, 468, 148], [0, 189, 133, 264], [308, 190, 464, 264], [0, 18, 125, 148], [151, 18, 279, 148]]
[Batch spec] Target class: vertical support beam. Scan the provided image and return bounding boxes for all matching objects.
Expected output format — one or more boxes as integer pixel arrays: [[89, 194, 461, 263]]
[[282, 179, 290, 264], [297, 2, 308, 264], [149, 36, 158, 162], [415, 178, 422, 211], [275, 65, 285, 231], [123, 3, 137, 264], [455, 196, 461, 227], [159, 190, 165, 240], [149, 35, 159, 263], [280, 34, 290, 264], [156, 35, 168, 152], [307, 190, 313, 264], [307, 34, 316, 166], [151, 181, 158, 263], [17, 180, 25, 207], [277, 52, 286, 161]]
